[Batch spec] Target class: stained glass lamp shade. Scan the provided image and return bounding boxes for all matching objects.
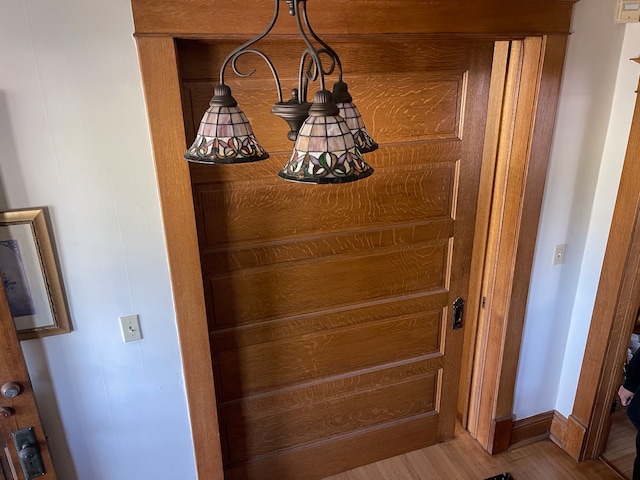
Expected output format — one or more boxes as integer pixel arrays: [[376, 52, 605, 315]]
[[278, 90, 374, 184], [184, 84, 269, 164], [333, 81, 378, 154]]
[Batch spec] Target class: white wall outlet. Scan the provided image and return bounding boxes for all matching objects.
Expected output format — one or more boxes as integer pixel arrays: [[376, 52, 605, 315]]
[[552, 244, 567, 265], [119, 314, 143, 342]]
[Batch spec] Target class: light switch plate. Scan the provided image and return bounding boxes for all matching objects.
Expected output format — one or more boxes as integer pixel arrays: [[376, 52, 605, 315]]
[[119, 315, 142, 342], [552, 244, 566, 265]]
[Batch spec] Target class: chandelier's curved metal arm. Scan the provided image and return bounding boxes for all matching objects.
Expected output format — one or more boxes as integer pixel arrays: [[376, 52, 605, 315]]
[[293, 0, 326, 91], [219, 0, 281, 85], [316, 49, 337, 77], [298, 50, 313, 102], [299, 48, 335, 97], [230, 49, 283, 103], [299, 0, 343, 82]]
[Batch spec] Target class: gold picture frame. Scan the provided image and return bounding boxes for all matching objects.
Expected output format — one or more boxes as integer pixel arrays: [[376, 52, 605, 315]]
[[0, 208, 71, 340]]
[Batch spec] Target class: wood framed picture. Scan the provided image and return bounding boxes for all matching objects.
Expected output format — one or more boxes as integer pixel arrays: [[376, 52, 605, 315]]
[[0, 208, 71, 340]]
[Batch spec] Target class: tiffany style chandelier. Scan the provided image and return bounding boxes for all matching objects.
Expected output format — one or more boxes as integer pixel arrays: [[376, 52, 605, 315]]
[[183, 0, 378, 184]]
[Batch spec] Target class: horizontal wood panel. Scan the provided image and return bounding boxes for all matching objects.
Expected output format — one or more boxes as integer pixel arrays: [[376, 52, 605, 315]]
[[201, 221, 454, 273], [215, 312, 443, 400], [184, 71, 464, 153], [346, 72, 464, 143], [222, 373, 438, 462], [177, 37, 472, 81], [223, 413, 439, 480], [178, 37, 470, 151], [211, 292, 448, 350], [132, 0, 575, 37], [219, 356, 443, 414], [196, 161, 457, 247], [189, 142, 461, 184], [208, 241, 450, 327]]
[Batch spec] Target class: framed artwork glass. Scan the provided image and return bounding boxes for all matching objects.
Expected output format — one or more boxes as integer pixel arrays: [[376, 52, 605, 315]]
[[0, 209, 71, 339]]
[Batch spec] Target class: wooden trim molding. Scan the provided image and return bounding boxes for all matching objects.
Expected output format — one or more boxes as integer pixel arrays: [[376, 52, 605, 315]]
[[550, 411, 569, 449], [466, 34, 568, 455], [563, 415, 589, 460], [135, 36, 224, 480], [0, 288, 57, 478], [131, 0, 577, 37], [491, 416, 515, 454], [567, 66, 640, 462], [508, 410, 568, 450], [510, 411, 555, 449], [458, 40, 510, 427], [466, 38, 525, 450]]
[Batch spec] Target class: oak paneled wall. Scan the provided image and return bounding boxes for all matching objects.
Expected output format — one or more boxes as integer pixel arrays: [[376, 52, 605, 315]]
[[178, 38, 468, 154], [200, 219, 455, 273], [213, 300, 445, 401], [211, 293, 448, 350], [226, 415, 440, 480], [183, 74, 465, 147], [220, 365, 439, 463], [178, 33, 492, 478], [208, 243, 449, 327], [193, 150, 458, 246]]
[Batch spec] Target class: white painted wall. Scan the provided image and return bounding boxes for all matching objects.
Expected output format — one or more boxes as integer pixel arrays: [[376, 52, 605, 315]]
[[514, 0, 640, 420], [555, 22, 640, 416], [0, 1, 196, 479]]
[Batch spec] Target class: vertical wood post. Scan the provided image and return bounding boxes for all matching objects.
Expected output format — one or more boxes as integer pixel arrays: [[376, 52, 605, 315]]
[[135, 35, 224, 479]]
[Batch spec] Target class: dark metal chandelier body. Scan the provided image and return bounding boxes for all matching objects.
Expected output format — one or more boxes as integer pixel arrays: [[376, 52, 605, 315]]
[[184, 0, 377, 184]]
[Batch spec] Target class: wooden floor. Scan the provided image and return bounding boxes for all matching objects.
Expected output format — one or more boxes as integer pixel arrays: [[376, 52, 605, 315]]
[[322, 423, 622, 480], [602, 407, 635, 479]]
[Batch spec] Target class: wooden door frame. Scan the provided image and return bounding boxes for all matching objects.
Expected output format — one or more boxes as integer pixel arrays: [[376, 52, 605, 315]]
[[0, 285, 57, 479], [460, 34, 569, 454], [563, 60, 640, 462], [131, 2, 577, 477]]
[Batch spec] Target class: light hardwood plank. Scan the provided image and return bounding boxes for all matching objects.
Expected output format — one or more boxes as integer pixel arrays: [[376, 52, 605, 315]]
[[322, 423, 623, 480]]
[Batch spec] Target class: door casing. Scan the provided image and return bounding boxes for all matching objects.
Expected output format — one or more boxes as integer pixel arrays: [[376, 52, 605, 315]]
[[0, 289, 57, 479], [564, 59, 640, 462], [131, 1, 578, 477]]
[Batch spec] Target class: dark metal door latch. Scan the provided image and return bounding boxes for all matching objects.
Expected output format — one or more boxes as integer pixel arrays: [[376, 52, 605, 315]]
[[11, 427, 45, 479], [452, 297, 465, 330]]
